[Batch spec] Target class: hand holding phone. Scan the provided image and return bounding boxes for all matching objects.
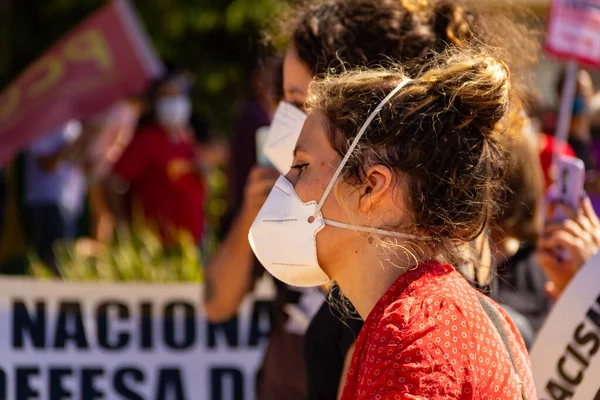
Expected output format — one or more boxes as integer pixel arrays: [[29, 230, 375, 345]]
[[550, 154, 585, 221], [546, 154, 585, 262]]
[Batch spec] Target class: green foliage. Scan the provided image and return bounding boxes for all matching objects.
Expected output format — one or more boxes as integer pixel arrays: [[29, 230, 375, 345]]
[[30, 223, 203, 282], [0, 0, 290, 132], [27, 166, 231, 282]]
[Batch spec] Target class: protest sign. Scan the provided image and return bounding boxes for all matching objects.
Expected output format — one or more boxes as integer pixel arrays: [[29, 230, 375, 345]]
[[0, 0, 163, 166], [544, 0, 600, 160], [545, 0, 600, 68], [0, 277, 274, 400], [530, 253, 600, 400]]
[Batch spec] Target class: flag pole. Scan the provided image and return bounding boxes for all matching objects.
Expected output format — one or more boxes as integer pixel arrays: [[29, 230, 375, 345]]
[[552, 60, 579, 168]]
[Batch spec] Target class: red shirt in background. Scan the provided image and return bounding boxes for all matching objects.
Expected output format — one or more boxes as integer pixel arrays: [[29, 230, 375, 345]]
[[114, 123, 205, 244], [341, 261, 536, 400], [539, 133, 575, 189]]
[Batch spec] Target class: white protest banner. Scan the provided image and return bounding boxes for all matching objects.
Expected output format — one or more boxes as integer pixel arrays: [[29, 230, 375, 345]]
[[0, 277, 274, 400], [545, 0, 600, 68], [530, 253, 600, 400]]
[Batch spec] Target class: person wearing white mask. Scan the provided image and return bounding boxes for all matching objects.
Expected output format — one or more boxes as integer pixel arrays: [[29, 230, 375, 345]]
[[250, 53, 536, 399], [25, 120, 85, 276], [108, 72, 206, 247]]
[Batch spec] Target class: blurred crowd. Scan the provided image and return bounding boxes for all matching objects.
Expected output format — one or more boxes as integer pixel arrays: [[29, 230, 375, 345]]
[[0, 68, 232, 274], [1, 0, 600, 398]]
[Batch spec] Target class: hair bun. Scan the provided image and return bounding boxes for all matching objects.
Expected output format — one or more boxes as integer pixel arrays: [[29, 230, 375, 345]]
[[420, 53, 511, 137]]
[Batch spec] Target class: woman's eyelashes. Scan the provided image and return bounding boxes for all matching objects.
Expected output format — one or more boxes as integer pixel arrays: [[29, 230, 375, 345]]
[[291, 163, 309, 176]]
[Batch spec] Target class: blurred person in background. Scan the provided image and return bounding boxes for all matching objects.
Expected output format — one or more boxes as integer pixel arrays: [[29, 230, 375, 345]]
[[24, 120, 86, 276], [108, 71, 206, 247], [484, 103, 600, 348], [526, 91, 577, 190], [87, 99, 144, 244], [542, 68, 595, 173], [66, 98, 145, 245], [490, 122, 550, 346], [584, 90, 600, 211], [226, 58, 279, 216], [538, 130, 576, 189], [544, 71, 600, 222], [591, 91, 600, 138], [536, 80, 600, 302], [558, 69, 595, 170], [169, 66, 229, 170], [202, 57, 292, 398]]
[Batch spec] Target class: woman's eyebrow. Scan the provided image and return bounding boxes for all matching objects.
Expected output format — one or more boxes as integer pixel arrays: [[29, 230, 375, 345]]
[[293, 145, 308, 157]]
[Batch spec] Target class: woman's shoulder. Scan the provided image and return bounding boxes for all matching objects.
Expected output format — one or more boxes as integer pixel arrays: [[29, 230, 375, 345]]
[[376, 265, 473, 324], [358, 286, 534, 399], [355, 289, 476, 399], [361, 261, 498, 351]]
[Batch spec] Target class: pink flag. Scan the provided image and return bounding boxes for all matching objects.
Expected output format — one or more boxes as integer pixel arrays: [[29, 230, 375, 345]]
[[0, 0, 164, 165]]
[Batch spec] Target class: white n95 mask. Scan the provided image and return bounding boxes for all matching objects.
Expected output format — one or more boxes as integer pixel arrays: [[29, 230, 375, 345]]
[[249, 79, 427, 288], [156, 95, 191, 129], [249, 176, 329, 286], [262, 101, 307, 174]]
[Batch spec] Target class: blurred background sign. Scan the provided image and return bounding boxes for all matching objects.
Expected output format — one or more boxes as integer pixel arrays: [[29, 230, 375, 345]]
[[0, 0, 164, 167], [545, 0, 600, 67], [530, 253, 600, 399]]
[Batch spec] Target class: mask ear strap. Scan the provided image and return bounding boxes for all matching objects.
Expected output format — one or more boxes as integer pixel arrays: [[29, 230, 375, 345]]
[[311, 78, 412, 221], [323, 218, 425, 240]]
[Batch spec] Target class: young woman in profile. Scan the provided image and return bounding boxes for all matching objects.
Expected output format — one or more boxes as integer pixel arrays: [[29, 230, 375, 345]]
[[249, 52, 536, 399]]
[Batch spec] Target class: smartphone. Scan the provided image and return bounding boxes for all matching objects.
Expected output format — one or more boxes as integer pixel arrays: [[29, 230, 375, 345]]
[[255, 126, 272, 167], [545, 155, 585, 261], [554, 154, 585, 216]]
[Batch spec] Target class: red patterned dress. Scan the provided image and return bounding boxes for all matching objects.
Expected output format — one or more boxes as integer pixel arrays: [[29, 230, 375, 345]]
[[341, 261, 536, 400]]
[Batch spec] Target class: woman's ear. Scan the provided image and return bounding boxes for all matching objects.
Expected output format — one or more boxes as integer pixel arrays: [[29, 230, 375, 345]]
[[358, 165, 394, 213]]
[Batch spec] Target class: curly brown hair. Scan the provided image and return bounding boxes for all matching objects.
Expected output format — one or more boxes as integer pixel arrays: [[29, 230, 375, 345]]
[[307, 51, 511, 245], [277, 0, 538, 94]]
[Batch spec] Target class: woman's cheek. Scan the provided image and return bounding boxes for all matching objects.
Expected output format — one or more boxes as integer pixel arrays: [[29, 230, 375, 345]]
[[294, 179, 315, 203], [298, 171, 320, 200]]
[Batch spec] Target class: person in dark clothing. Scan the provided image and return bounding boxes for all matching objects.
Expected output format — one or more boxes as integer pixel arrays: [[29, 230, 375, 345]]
[[0, 168, 5, 236], [25, 122, 85, 276], [203, 58, 319, 400], [227, 61, 276, 213], [495, 246, 548, 344], [489, 121, 553, 347], [303, 286, 363, 400], [189, 114, 209, 144], [216, 59, 278, 241]]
